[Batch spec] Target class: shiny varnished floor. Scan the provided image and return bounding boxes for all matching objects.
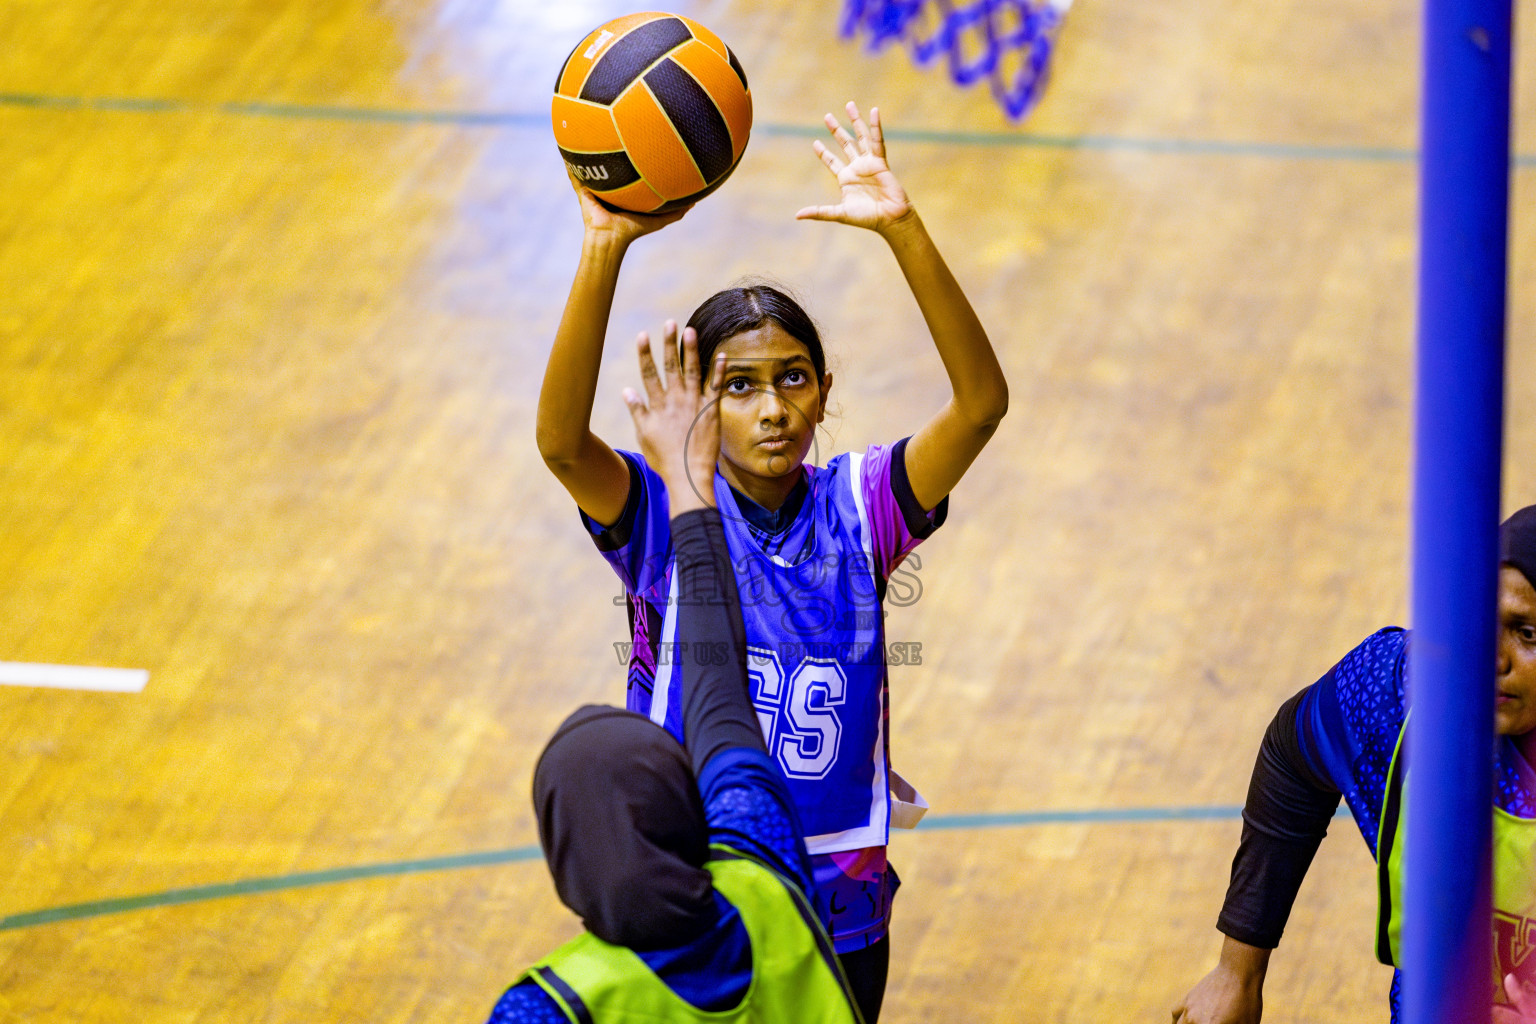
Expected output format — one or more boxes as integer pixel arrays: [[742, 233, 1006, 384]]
[[2, 2, 1534, 1021]]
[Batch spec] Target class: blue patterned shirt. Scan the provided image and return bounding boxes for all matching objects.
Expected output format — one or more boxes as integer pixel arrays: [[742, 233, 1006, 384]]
[[1291, 626, 1536, 1020]]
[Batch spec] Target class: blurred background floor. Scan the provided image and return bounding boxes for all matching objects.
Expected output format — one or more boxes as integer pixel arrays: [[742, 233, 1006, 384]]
[[1, 1, 1533, 1021]]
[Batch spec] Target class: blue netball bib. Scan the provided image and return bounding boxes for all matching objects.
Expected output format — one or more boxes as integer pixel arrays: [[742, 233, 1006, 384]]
[[583, 441, 943, 855]]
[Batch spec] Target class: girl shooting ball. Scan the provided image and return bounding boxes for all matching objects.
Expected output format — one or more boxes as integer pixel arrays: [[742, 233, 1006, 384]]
[[536, 102, 1007, 1024]]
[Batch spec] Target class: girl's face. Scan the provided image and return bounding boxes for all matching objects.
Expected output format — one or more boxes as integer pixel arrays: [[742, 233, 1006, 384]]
[[1496, 565, 1536, 764], [710, 321, 831, 496]]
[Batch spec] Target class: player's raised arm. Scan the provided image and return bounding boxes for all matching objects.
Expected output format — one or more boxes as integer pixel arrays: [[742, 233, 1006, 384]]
[[620, 320, 720, 520], [536, 177, 690, 527], [623, 324, 818, 901], [621, 323, 768, 771], [797, 101, 1008, 512]]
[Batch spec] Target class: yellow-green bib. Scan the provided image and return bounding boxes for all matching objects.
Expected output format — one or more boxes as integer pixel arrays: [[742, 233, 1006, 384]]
[[519, 845, 863, 1023], [1375, 724, 1536, 1005]]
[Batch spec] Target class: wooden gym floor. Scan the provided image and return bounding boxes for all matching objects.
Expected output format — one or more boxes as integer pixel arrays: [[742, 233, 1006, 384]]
[[2, 1, 1533, 1021]]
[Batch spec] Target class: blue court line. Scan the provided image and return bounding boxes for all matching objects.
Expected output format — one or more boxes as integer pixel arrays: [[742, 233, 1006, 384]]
[[916, 804, 1247, 829], [2, 91, 1532, 165], [0, 803, 1288, 932]]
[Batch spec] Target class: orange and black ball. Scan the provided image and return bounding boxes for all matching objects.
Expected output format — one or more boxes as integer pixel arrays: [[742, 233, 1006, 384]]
[[553, 12, 753, 214]]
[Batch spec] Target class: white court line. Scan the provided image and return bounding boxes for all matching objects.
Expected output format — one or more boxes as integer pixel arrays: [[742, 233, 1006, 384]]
[[0, 662, 149, 693]]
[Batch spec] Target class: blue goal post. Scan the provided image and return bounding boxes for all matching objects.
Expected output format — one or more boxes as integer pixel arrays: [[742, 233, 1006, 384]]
[[1406, 0, 1513, 1022]]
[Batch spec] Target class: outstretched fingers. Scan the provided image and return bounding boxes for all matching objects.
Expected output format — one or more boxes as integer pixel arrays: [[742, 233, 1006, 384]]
[[636, 331, 665, 406], [707, 350, 726, 394], [638, 322, 705, 413], [794, 203, 842, 222], [690, 351, 725, 463], [801, 128, 850, 220], [658, 319, 681, 386], [811, 137, 843, 177], [621, 385, 647, 429], [824, 110, 860, 161], [846, 102, 873, 152], [678, 326, 700, 392]]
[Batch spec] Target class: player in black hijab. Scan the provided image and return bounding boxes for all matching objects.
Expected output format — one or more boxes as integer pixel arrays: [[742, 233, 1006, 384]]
[[488, 325, 863, 1024]]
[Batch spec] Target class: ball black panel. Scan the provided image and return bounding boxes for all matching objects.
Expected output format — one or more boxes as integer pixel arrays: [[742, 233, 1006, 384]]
[[580, 17, 694, 106], [555, 39, 579, 94], [652, 153, 742, 213], [725, 47, 749, 91], [643, 58, 734, 185], [558, 147, 641, 190]]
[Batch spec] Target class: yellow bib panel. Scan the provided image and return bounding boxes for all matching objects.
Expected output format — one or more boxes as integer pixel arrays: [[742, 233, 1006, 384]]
[[1376, 726, 1536, 1006], [519, 846, 862, 1023]]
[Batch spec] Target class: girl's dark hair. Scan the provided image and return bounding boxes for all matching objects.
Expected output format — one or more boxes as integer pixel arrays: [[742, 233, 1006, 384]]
[[685, 282, 826, 387]]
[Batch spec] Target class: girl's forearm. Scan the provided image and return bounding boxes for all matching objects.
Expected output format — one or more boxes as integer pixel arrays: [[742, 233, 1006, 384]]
[[537, 232, 630, 464], [880, 212, 1008, 427]]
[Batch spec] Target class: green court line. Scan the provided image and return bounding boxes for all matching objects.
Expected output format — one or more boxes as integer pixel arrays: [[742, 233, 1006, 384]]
[[760, 122, 1427, 163], [2, 91, 1531, 165], [0, 846, 544, 932], [219, 100, 533, 126], [0, 92, 185, 113], [0, 804, 1287, 933]]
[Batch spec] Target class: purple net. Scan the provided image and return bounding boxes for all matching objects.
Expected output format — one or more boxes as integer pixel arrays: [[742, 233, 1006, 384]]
[[840, 0, 1072, 120]]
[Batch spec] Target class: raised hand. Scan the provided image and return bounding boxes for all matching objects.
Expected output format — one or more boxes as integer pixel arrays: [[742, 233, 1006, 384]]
[[622, 321, 725, 517], [795, 102, 913, 234], [568, 169, 690, 246]]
